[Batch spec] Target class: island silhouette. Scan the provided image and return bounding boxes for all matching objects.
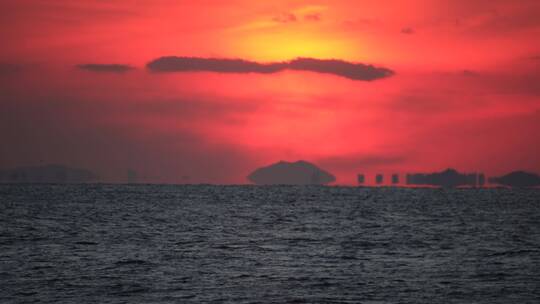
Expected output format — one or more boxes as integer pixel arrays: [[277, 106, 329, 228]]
[[247, 160, 335, 185], [489, 171, 540, 188]]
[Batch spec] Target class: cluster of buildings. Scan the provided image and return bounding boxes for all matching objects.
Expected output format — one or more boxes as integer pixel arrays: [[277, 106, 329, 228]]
[[357, 169, 539, 188]]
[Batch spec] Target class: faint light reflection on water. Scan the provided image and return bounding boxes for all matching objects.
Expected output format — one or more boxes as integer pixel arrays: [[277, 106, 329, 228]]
[[1, 185, 539, 303]]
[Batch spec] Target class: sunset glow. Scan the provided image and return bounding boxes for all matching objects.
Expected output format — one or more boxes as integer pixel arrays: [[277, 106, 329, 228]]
[[1, 0, 540, 184]]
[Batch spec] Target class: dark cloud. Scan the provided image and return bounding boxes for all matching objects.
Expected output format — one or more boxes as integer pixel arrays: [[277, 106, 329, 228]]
[[77, 64, 135, 73], [401, 27, 415, 34], [287, 58, 394, 81], [147, 57, 284, 74], [147, 57, 394, 81]]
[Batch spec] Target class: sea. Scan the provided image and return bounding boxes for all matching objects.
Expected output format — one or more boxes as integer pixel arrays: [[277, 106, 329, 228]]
[[1, 184, 539, 303]]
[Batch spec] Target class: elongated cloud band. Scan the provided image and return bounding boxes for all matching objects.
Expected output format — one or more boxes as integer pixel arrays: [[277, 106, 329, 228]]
[[147, 57, 394, 81], [77, 64, 134, 73]]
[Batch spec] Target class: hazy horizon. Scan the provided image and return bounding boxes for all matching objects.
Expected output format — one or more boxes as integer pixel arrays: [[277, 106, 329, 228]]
[[1, 0, 540, 184]]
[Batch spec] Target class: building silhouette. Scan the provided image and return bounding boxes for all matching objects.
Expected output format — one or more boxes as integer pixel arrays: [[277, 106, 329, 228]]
[[406, 168, 480, 188]]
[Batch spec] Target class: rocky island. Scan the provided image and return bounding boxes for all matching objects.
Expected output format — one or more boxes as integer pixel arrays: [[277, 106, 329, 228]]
[[247, 160, 335, 185]]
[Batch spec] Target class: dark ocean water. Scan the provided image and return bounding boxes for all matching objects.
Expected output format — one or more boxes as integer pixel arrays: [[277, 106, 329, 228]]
[[1, 185, 539, 303]]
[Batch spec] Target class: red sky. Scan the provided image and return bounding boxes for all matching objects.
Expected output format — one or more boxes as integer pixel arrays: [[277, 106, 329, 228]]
[[1, 0, 540, 184]]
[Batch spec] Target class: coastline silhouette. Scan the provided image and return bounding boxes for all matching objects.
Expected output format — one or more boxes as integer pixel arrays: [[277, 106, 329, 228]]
[[489, 171, 540, 188], [1, 163, 539, 188]]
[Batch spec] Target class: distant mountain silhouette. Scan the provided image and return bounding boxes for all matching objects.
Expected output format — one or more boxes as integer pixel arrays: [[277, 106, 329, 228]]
[[247, 160, 335, 185], [0, 164, 97, 183], [488, 171, 540, 188], [406, 168, 480, 188]]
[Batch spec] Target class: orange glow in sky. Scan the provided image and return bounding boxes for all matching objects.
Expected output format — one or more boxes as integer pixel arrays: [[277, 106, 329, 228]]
[[1, 0, 540, 184]]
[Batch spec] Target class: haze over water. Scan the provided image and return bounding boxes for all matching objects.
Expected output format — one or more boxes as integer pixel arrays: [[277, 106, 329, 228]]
[[2, 184, 539, 303]]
